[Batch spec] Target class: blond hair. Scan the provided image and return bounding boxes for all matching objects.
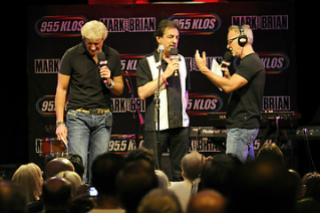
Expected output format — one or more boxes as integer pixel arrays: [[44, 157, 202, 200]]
[[12, 163, 43, 203], [81, 20, 108, 40], [228, 25, 254, 45]]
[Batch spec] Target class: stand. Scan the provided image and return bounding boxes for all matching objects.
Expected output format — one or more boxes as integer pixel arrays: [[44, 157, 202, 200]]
[[123, 71, 144, 148], [153, 63, 162, 170]]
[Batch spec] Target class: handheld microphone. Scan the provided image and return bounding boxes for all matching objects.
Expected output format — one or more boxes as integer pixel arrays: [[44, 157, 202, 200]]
[[170, 48, 180, 76], [97, 52, 108, 84], [221, 50, 233, 68]]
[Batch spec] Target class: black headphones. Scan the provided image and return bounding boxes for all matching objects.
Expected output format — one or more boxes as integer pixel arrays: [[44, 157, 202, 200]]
[[238, 25, 248, 47]]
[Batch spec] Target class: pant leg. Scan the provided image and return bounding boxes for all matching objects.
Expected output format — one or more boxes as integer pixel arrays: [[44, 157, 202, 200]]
[[168, 127, 189, 181], [226, 128, 259, 163], [143, 130, 169, 170], [66, 110, 90, 182], [88, 112, 112, 183]]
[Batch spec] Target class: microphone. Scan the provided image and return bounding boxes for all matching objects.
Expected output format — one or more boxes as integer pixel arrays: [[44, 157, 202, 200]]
[[97, 52, 108, 84], [170, 48, 180, 76], [221, 50, 233, 68]]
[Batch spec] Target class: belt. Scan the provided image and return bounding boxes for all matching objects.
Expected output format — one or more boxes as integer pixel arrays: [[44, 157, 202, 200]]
[[75, 108, 110, 115]]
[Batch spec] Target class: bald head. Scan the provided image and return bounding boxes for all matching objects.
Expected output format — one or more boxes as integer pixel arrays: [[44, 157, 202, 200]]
[[187, 190, 226, 213], [44, 157, 75, 180]]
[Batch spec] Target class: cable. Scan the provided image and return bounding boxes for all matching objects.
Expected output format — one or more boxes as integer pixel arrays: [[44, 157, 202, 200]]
[[303, 128, 317, 172]]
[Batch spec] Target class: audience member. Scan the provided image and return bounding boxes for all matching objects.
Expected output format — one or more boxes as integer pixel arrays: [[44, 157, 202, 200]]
[[66, 153, 86, 181], [287, 169, 305, 201], [12, 163, 43, 204], [44, 157, 75, 180], [169, 151, 203, 212], [70, 194, 96, 213], [56, 171, 82, 197], [41, 177, 73, 213], [187, 189, 226, 213], [198, 154, 239, 199], [296, 197, 320, 213], [89, 152, 126, 212], [256, 142, 284, 165], [303, 173, 320, 203], [126, 147, 170, 188], [229, 160, 296, 213], [138, 188, 182, 213], [117, 159, 158, 213], [0, 181, 27, 213]]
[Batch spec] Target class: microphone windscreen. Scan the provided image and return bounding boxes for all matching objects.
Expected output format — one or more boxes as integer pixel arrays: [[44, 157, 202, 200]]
[[223, 51, 233, 62], [170, 48, 179, 55], [97, 52, 106, 61]]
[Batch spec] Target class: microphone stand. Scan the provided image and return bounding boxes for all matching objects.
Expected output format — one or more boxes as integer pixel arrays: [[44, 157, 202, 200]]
[[153, 48, 164, 170], [123, 71, 144, 148]]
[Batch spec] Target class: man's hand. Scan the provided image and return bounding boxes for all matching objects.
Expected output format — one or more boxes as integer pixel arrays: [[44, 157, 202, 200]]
[[56, 124, 68, 143], [194, 50, 208, 72], [220, 65, 231, 79], [100, 66, 111, 80], [162, 58, 179, 79]]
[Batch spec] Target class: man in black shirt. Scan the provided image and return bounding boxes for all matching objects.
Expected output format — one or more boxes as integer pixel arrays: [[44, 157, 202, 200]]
[[136, 20, 191, 180], [55, 20, 124, 182], [195, 25, 265, 163]]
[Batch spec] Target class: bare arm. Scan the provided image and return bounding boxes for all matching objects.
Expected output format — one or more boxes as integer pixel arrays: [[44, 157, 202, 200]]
[[55, 73, 70, 141], [195, 50, 248, 93]]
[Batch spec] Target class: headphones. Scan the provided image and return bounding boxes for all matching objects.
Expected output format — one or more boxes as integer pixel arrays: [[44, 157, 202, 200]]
[[238, 25, 248, 47]]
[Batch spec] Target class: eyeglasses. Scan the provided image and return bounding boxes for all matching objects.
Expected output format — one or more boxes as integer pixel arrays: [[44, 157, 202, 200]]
[[227, 36, 239, 45]]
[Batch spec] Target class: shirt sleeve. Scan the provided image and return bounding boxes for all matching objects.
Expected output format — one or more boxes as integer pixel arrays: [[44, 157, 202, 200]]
[[59, 50, 73, 76], [136, 57, 152, 88]]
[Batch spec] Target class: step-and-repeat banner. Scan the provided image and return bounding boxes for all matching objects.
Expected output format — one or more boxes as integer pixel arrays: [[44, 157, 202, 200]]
[[27, 2, 296, 164]]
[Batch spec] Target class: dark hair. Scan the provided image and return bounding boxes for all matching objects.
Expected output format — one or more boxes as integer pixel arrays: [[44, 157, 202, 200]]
[[91, 152, 125, 196], [154, 19, 180, 38]]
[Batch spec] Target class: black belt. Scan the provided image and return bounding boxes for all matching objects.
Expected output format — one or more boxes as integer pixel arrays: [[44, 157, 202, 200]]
[[75, 108, 110, 115]]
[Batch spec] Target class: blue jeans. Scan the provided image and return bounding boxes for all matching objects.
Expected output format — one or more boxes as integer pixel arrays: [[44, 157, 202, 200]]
[[226, 128, 259, 163], [66, 109, 112, 183]]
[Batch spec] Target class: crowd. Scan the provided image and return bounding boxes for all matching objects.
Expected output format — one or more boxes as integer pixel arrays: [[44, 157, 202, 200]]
[[1, 143, 320, 213]]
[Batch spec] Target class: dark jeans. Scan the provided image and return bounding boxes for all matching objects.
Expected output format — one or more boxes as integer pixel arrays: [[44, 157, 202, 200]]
[[143, 127, 189, 181]]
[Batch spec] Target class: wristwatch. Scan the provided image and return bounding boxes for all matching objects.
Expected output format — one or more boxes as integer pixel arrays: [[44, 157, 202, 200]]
[[105, 79, 115, 89]]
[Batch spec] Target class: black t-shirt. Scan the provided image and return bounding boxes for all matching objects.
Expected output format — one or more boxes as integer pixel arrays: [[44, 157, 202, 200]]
[[59, 42, 122, 110], [226, 53, 265, 129]]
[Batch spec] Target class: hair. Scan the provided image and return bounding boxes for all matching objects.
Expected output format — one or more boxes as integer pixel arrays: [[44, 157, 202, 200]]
[[81, 20, 108, 40], [55, 171, 82, 197], [228, 24, 254, 45], [117, 159, 158, 212], [126, 147, 156, 168], [41, 177, 72, 207], [12, 163, 43, 203], [181, 151, 203, 181], [256, 143, 284, 164], [154, 19, 180, 38], [91, 152, 126, 196], [138, 188, 182, 213]]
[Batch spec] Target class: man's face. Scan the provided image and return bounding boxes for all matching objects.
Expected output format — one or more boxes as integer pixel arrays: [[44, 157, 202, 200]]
[[227, 30, 241, 57], [156, 27, 179, 55], [84, 38, 104, 57]]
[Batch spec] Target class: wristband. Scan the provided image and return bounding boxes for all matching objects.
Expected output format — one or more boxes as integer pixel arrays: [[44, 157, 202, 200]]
[[56, 121, 65, 127], [161, 75, 169, 86]]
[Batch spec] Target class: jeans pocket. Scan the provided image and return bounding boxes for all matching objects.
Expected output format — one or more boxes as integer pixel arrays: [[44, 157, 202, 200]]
[[105, 112, 113, 127]]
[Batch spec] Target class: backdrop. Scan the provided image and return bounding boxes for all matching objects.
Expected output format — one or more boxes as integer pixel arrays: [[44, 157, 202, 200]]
[[27, 2, 296, 165]]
